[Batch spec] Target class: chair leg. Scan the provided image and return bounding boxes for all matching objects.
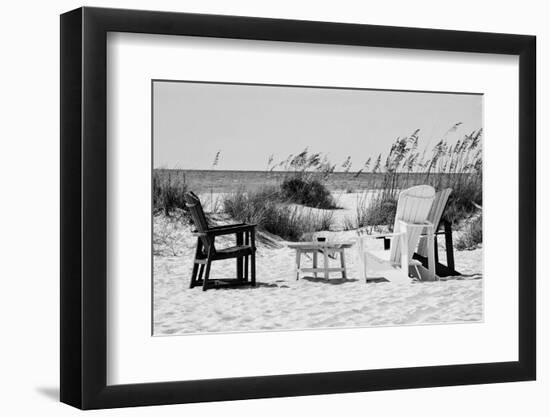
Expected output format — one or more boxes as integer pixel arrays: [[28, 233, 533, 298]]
[[190, 263, 198, 289], [434, 235, 439, 264], [203, 258, 212, 291], [250, 231, 256, 286], [250, 252, 256, 286], [236, 256, 243, 281], [190, 237, 202, 288], [444, 220, 455, 271], [426, 224, 436, 280], [198, 264, 204, 280], [399, 230, 410, 281], [236, 232, 243, 280], [244, 232, 249, 281]]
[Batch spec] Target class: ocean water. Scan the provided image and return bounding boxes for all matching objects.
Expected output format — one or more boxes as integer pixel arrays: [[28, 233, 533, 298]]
[[154, 169, 447, 193]]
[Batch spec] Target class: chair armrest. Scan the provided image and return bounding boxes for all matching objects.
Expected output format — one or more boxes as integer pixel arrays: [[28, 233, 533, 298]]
[[398, 220, 434, 230], [420, 230, 446, 236], [357, 231, 404, 239], [207, 223, 256, 236], [208, 223, 247, 230], [191, 231, 208, 237], [357, 221, 434, 240]]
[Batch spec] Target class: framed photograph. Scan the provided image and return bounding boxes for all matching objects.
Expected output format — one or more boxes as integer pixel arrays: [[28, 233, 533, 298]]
[[60, 7, 536, 409]]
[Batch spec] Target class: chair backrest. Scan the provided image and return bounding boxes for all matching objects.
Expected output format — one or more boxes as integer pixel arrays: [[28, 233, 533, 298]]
[[184, 192, 212, 249], [389, 185, 435, 265], [417, 188, 452, 257]]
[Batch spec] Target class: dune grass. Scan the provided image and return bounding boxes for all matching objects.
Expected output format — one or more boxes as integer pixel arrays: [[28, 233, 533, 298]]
[[456, 214, 483, 250], [153, 125, 482, 244], [152, 170, 189, 216], [274, 149, 338, 209], [280, 177, 337, 209], [352, 128, 482, 229], [223, 187, 334, 241]]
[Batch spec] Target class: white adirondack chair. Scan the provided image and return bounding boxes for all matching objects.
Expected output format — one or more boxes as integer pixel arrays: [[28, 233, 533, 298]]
[[356, 185, 437, 283]]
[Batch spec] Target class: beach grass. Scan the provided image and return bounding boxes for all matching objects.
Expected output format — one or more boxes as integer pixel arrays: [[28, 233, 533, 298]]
[[276, 149, 339, 209], [349, 128, 482, 229], [153, 125, 482, 244], [456, 214, 483, 250], [153, 169, 188, 216], [223, 187, 335, 241], [280, 177, 337, 209]]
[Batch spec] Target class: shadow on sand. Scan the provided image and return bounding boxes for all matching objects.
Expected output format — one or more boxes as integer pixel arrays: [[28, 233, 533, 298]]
[[35, 386, 59, 401], [301, 276, 359, 285], [206, 278, 363, 289], [207, 281, 281, 290]]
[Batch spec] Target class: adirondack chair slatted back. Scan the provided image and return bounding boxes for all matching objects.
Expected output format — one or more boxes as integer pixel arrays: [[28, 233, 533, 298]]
[[389, 185, 435, 265], [184, 192, 213, 251], [417, 188, 452, 257]]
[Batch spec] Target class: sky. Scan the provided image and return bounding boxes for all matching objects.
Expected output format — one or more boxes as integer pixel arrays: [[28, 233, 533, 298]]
[[153, 81, 482, 171]]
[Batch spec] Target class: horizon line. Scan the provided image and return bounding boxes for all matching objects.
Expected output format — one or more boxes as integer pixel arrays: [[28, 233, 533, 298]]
[[154, 168, 476, 174]]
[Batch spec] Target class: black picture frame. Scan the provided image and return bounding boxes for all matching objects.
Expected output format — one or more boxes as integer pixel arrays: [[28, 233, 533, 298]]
[[60, 6, 536, 410]]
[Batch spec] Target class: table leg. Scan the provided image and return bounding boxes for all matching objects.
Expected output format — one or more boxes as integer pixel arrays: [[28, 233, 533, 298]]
[[340, 249, 347, 279], [323, 249, 329, 279], [313, 251, 318, 278], [357, 237, 367, 281], [295, 250, 301, 280]]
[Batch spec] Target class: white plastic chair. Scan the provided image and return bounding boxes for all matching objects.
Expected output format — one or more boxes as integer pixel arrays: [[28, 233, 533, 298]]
[[356, 185, 437, 283]]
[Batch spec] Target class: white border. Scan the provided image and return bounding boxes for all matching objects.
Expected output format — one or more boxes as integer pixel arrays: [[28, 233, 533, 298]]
[[107, 33, 518, 385]]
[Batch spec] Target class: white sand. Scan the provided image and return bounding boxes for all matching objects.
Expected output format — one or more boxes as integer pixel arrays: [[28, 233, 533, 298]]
[[153, 194, 483, 335]]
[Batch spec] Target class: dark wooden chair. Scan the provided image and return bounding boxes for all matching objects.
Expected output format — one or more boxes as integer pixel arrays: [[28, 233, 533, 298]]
[[184, 192, 256, 291]]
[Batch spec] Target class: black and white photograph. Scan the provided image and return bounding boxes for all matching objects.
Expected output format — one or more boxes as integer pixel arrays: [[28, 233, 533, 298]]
[[152, 80, 484, 335], [0, 0, 544, 413]]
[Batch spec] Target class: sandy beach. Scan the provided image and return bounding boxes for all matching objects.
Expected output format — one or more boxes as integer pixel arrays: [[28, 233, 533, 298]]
[[153, 192, 483, 336]]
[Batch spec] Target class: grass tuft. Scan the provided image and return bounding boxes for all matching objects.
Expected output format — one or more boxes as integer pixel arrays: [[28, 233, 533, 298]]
[[153, 170, 188, 216], [354, 128, 483, 228], [280, 177, 337, 209], [456, 214, 483, 250]]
